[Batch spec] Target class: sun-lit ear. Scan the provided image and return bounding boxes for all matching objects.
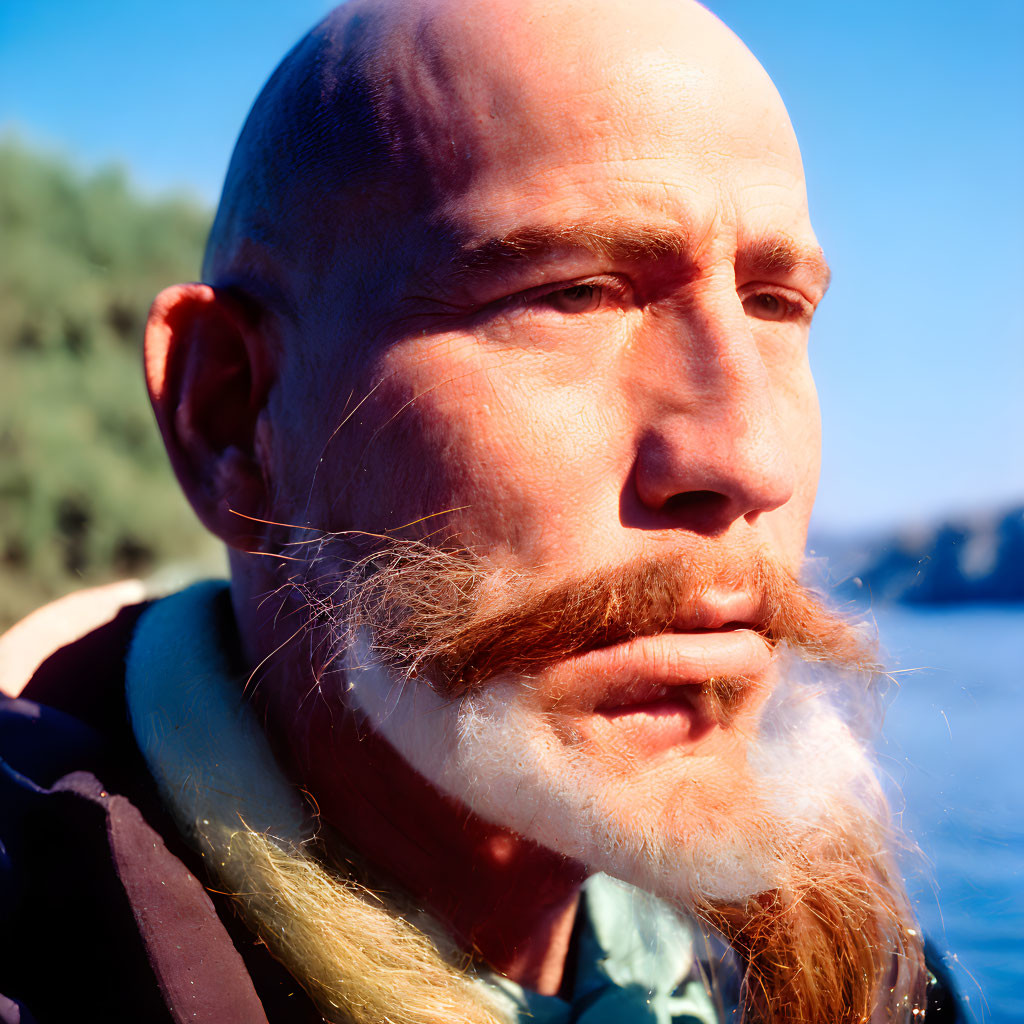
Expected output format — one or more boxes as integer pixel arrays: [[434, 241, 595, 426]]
[[144, 283, 275, 551]]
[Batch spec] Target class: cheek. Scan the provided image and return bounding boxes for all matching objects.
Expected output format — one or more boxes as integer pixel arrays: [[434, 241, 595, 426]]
[[767, 355, 821, 560], [709, 327, 820, 566], [791, 361, 822, 496], [758, 334, 819, 472], [327, 336, 628, 550]]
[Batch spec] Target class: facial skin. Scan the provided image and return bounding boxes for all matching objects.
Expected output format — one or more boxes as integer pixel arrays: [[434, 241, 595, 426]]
[[145, 0, 832, 997]]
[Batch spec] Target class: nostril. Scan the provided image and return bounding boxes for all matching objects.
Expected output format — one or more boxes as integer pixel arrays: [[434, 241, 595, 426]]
[[660, 490, 733, 533]]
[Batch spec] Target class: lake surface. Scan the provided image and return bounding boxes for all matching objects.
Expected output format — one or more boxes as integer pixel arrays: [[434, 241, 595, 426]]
[[874, 605, 1024, 1023]]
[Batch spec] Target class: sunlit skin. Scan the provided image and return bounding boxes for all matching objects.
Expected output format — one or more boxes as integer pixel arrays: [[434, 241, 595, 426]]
[[144, 0, 829, 996]]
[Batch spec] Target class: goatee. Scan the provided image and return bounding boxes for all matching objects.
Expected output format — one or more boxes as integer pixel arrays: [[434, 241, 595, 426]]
[[275, 535, 928, 1022]]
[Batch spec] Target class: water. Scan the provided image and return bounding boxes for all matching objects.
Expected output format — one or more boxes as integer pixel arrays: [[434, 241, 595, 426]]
[[874, 605, 1024, 1023]]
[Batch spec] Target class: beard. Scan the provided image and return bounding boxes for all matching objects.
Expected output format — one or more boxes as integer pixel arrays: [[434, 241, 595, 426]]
[[287, 536, 927, 1022]]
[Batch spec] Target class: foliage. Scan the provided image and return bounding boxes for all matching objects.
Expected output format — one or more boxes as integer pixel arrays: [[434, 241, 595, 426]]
[[0, 137, 222, 629]]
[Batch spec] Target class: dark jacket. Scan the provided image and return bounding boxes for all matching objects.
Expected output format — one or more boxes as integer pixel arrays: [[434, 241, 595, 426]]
[[0, 603, 323, 1023]]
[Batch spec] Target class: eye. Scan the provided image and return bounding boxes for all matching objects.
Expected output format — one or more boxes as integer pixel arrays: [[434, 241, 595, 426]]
[[743, 291, 790, 322], [739, 285, 814, 325], [492, 275, 630, 322], [539, 283, 603, 314]]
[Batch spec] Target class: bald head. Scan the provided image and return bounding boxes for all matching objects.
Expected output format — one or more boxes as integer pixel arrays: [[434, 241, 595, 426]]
[[204, 0, 802, 323]]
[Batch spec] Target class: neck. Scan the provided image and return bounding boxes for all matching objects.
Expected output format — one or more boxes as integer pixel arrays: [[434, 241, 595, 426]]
[[256, 662, 586, 995]]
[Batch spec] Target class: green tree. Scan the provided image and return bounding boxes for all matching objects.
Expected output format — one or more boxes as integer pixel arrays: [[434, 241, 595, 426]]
[[0, 138, 221, 628]]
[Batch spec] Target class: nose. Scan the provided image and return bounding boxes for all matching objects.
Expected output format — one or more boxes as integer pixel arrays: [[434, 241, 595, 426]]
[[628, 304, 798, 536]]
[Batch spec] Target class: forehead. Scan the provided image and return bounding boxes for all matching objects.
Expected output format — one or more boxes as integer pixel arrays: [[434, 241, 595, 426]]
[[367, 0, 808, 230], [449, 66, 809, 253], [283, 0, 817, 334]]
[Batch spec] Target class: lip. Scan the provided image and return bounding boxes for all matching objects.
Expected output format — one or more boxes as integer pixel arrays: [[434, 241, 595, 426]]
[[547, 628, 774, 711], [670, 589, 768, 632], [545, 627, 774, 755], [591, 686, 716, 748]]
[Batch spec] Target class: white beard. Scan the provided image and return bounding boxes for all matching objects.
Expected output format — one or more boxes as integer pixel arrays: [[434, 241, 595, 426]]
[[344, 635, 884, 906]]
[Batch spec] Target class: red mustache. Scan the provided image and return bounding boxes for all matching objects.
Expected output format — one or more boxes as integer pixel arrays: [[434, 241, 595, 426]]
[[325, 542, 877, 696]]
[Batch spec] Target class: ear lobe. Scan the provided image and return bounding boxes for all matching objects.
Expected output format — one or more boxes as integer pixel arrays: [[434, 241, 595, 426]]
[[145, 283, 275, 551]]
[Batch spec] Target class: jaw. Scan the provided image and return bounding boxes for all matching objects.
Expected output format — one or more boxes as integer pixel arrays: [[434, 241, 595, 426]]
[[317, 585, 924, 1020], [342, 635, 861, 906]]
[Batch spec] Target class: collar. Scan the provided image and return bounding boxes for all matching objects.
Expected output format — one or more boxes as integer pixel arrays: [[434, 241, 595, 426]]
[[486, 873, 723, 1023]]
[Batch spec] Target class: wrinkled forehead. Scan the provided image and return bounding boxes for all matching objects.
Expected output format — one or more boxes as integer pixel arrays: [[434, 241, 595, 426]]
[[358, 0, 804, 209]]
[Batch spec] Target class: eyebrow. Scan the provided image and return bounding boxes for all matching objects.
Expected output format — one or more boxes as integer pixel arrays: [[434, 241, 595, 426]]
[[740, 234, 832, 294], [447, 223, 831, 294], [448, 224, 686, 278]]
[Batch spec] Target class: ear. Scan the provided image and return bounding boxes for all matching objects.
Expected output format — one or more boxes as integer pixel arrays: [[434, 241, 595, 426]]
[[144, 283, 275, 551]]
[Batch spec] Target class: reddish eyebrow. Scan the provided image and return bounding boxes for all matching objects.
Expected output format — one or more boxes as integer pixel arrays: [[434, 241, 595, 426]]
[[445, 223, 831, 296], [740, 235, 832, 294], [448, 223, 687, 278]]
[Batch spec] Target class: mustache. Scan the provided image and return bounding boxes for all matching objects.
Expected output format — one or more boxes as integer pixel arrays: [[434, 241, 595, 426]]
[[295, 537, 877, 696]]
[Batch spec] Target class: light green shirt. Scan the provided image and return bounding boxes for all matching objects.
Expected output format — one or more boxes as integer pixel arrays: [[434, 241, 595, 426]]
[[485, 874, 733, 1023]]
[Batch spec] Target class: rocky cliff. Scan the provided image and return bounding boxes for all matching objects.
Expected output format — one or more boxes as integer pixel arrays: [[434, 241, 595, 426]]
[[813, 504, 1024, 605]]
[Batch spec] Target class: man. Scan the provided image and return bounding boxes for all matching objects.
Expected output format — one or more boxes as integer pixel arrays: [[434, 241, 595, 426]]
[[0, 0, 962, 1021]]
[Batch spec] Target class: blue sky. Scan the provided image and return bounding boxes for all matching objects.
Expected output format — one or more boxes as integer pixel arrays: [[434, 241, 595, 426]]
[[2, 0, 1021, 533]]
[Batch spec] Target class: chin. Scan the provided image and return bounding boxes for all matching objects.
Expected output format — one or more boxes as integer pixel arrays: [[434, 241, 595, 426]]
[[345, 639, 867, 904], [345, 639, 928, 1019]]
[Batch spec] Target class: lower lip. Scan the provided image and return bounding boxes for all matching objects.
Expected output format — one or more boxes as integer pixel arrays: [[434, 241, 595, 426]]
[[577, 692, 717, 755], [546, 630, 772, 755], [598, 691, 700, 721]]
